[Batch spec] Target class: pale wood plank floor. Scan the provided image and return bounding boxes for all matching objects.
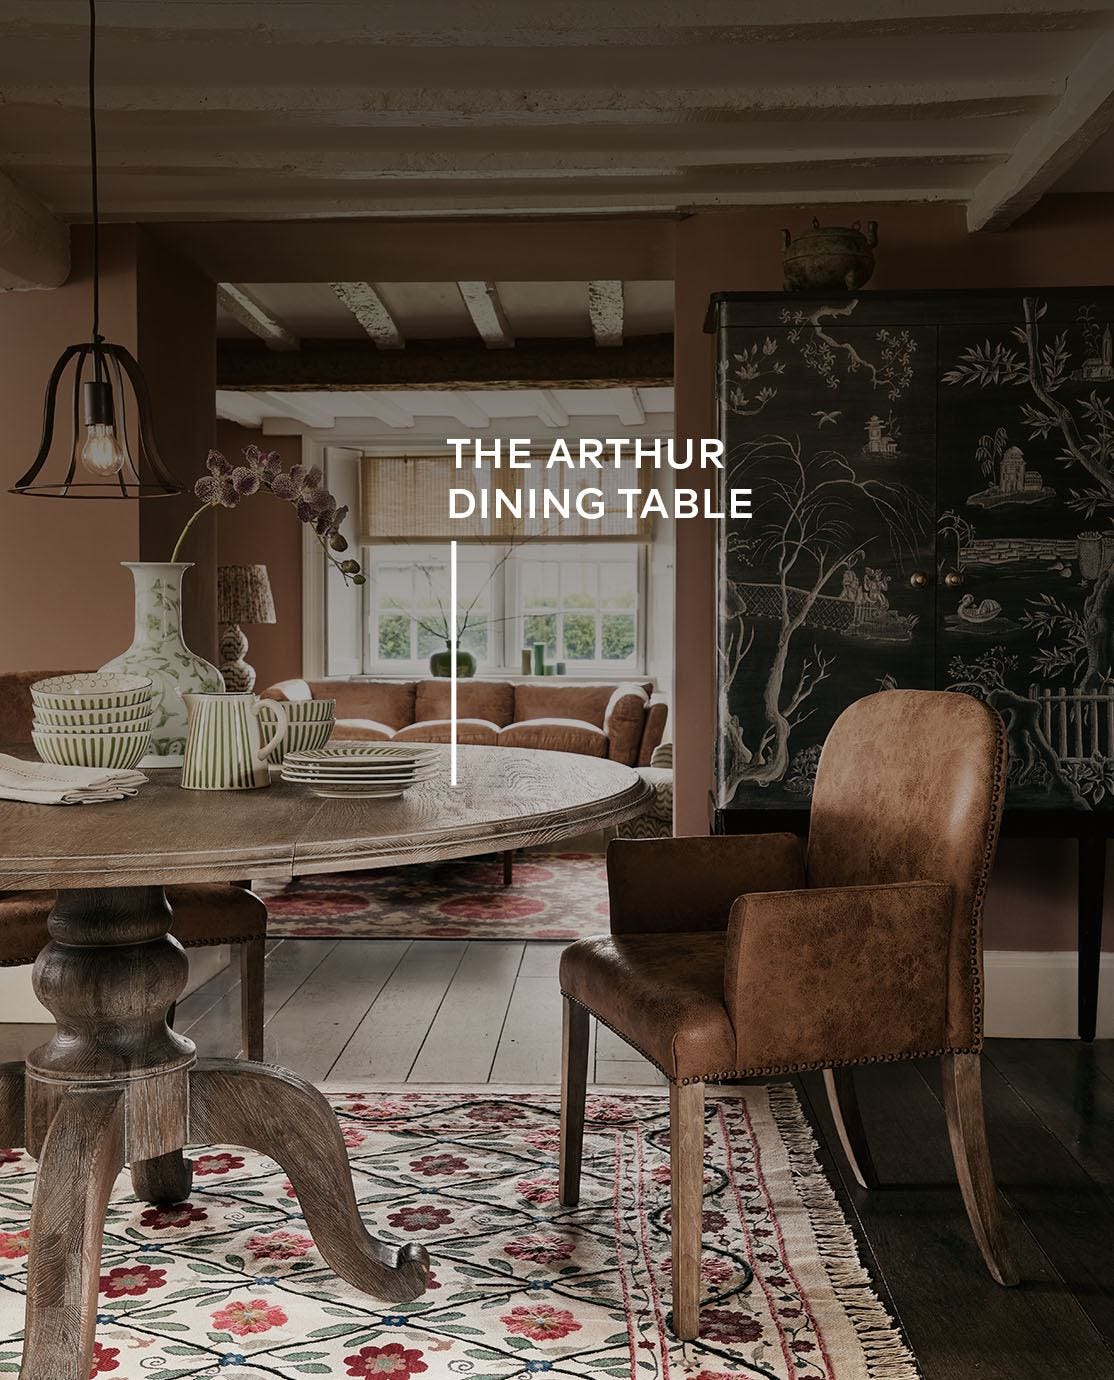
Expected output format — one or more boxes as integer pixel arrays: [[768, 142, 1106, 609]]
[[0, 938, 664, 1086]]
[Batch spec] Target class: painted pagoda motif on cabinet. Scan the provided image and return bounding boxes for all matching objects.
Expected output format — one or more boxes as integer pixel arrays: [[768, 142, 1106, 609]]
[[712, 289, 1114, 812]]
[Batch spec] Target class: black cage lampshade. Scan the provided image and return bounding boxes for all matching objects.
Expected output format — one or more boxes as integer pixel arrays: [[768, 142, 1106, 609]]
[[11, 340, 181, 498], [9, 0, 180, 500]]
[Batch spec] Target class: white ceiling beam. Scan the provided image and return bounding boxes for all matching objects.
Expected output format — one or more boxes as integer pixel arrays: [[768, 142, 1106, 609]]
[[446, 395, 491, 428], [0, 169, 69, 291], [215, 390, 266, 428], [612, 388, 646, 427], [967, 31, 1114, 230], [528, 390, 570, 429], [5, 3, 1102, 45], [39, 146, 1007, 177], [260, 392, 337, 430], [589, 281, 624, 348], [5, 79, 1058, 121], [457, 282, 515, 349], [216, 283, 299, 352], [355, 395, 416, 429], [331, 282, 404, 350]]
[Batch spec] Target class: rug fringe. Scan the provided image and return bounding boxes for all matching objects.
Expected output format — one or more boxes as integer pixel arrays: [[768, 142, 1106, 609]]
[[766, 1085, 923, 1380]]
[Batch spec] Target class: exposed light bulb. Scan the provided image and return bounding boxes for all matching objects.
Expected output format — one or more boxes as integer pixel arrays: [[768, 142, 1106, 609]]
[[81, 422, 126, 477]]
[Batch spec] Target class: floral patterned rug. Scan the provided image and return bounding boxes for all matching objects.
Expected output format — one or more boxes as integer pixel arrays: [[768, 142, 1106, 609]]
[[0, 1086, 918, 1379], [256, 853, 610, 941]]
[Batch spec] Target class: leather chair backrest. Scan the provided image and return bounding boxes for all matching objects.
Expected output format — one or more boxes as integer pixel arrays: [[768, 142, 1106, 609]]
[[0, 671, 77, 746], [806, 690, 1006, 1047]]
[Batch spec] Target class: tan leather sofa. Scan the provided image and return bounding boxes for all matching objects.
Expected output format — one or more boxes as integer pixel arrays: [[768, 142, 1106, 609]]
[[261, 678, 667, 767]]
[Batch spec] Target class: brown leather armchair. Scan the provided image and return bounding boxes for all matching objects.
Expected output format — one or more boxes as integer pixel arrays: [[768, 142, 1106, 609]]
[[558, 690, 1016, 1342], [0, 671, 265, 1061]]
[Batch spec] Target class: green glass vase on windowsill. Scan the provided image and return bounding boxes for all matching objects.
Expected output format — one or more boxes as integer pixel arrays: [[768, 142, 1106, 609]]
[[429, 644, 477, 678]]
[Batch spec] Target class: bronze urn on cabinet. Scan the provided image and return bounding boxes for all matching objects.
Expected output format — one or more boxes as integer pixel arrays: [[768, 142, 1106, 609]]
[[781, 218, 879, 292]]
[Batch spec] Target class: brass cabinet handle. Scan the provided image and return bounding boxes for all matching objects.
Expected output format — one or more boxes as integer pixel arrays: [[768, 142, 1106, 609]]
[[909, 571, 929, 589], [943, 570, 964, 589]]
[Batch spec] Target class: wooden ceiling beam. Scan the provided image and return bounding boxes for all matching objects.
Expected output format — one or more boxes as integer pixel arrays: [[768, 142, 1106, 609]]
[[217, 283, 299, 351], [330, 282, 405, 350], [0, 169, 69, 290], [457, 281, 515, 349], [3, 79, 1058, 121], [5, 2, 1102, 46], [588, 281, 624, 347], [612, 388, 646, 426], [217, 335, 674, 391], [967, 31, 1114, 230]]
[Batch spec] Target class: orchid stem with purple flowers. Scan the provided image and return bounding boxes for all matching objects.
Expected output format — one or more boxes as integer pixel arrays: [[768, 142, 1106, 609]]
[[170, 445, 364, 587]]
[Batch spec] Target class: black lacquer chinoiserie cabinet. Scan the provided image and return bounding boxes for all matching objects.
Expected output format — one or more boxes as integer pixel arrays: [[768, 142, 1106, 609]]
[[708, 289, 1114, 1038]]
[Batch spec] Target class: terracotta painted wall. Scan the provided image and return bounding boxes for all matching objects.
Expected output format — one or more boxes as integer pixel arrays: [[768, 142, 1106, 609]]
[[0, 227, 140, 673], [136, 229, 217, 659], [673, 195, 1114, 950], [215, 423, 304, 691]]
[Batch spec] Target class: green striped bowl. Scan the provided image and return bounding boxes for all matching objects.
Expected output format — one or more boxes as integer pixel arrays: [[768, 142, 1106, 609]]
[[34, 715, 153, 737], [32, 728, 152, 770], [259, 699, 336, 765], [31, 673, 153, 711], [34, 700, 154, 727]]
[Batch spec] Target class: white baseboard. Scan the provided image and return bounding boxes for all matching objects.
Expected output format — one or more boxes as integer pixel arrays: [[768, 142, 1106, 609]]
[[984, 949, 1114, 1039], [0, 944, 232, 1024]]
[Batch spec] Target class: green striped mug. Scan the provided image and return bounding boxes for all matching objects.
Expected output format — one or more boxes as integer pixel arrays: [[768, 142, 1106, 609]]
[[180, 691, 289, 790]]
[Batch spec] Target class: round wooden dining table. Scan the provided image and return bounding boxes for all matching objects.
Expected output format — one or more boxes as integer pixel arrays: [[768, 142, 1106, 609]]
[[0, 745, 649, 1379]]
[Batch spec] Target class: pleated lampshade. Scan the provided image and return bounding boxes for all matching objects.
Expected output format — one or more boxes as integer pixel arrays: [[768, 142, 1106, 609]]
[[218, 564, 276, 626]]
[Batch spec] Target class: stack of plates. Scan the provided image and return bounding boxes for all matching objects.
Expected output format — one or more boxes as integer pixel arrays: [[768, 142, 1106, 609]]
[[280, 742, 440, 798], [30, 673, 155, 770]]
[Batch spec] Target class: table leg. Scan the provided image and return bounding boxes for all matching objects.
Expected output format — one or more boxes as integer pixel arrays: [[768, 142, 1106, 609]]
[[131, 1149, 194, 1204], [10, 884, 429, 1378], [1078, 834, 1106, 1042], [0, 1062, 23, 1150], [21, 1087, 125, 1380], [190, 1059, 429, 1303]]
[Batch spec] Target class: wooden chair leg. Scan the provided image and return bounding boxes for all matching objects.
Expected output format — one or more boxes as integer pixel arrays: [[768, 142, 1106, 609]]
[[502, 851, 514, 887], [823, 1066, 878, 1190], [941, 1052, 1019, 1287], [559, 996, 590, 1206], [240, 937, 266, 1062], [669, 1079, 705, 1342]]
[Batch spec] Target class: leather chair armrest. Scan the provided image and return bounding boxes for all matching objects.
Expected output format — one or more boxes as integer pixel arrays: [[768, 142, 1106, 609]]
[[606, 833, 804, 936], [725, 881, 956, 1072]]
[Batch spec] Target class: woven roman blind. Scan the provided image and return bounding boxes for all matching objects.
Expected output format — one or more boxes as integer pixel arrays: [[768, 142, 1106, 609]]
[[360, 453, 650, 543]]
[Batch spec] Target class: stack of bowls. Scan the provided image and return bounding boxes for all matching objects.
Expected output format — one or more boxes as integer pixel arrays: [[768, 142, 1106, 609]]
[[259, 697, 336, 767], [31, 673, 155, 770]]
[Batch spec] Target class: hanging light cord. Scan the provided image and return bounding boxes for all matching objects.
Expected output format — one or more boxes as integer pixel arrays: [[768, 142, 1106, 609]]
[[88, 0, 101, 347]]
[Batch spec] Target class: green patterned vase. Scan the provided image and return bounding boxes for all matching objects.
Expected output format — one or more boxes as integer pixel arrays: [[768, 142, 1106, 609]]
[[100, 562, 224, 767]]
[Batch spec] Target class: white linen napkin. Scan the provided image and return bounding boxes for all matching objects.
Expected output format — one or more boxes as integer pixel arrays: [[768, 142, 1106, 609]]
[[0, 753, 148, 805]]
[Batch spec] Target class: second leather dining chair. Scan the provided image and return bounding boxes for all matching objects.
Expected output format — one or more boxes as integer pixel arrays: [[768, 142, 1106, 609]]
[[558, 690, 1017, 1341]]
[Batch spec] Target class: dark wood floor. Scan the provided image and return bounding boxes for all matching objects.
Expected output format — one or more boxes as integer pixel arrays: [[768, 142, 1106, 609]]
[[2, 938, 1112, 1379]]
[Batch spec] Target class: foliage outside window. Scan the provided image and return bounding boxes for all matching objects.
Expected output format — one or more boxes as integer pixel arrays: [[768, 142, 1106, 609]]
[[363, 543, 642, 675]]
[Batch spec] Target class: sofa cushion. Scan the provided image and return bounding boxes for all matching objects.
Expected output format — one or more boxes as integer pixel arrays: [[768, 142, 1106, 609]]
[[335, 718, 395, 742], [416, 679, 515, 727], [395, 718, 500, 746], [499, 718, 607, 757], [513, 681, 652, 730], [314, 680, 417, 730], [261, 678, 312, 703], [602, 686, 650, 765], [638, 701, 669, 767]]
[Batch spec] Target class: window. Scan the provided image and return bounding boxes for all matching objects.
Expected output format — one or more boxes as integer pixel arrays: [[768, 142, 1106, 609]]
[[517, 547, 638, 668], [362, 542, 643, 676], [365, 546, 500, 674]]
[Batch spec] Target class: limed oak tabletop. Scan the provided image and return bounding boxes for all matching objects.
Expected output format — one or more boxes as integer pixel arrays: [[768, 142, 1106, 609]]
[[0, 745, 650, 891]]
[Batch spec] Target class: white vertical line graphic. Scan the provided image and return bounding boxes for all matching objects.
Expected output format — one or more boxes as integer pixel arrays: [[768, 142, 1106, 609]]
[[449, 539, 458, 787]]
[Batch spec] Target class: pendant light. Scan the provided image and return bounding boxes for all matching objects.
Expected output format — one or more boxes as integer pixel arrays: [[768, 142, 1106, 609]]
[[10, 0, 180, 498]]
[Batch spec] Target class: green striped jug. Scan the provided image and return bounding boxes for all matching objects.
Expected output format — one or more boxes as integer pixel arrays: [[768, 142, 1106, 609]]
[[180, 691, 289, 790]]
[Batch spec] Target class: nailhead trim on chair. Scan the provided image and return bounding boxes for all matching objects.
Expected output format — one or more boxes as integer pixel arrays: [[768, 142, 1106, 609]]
[[562, 998, 983, 1087], [567, 703, 1008, 1084]]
